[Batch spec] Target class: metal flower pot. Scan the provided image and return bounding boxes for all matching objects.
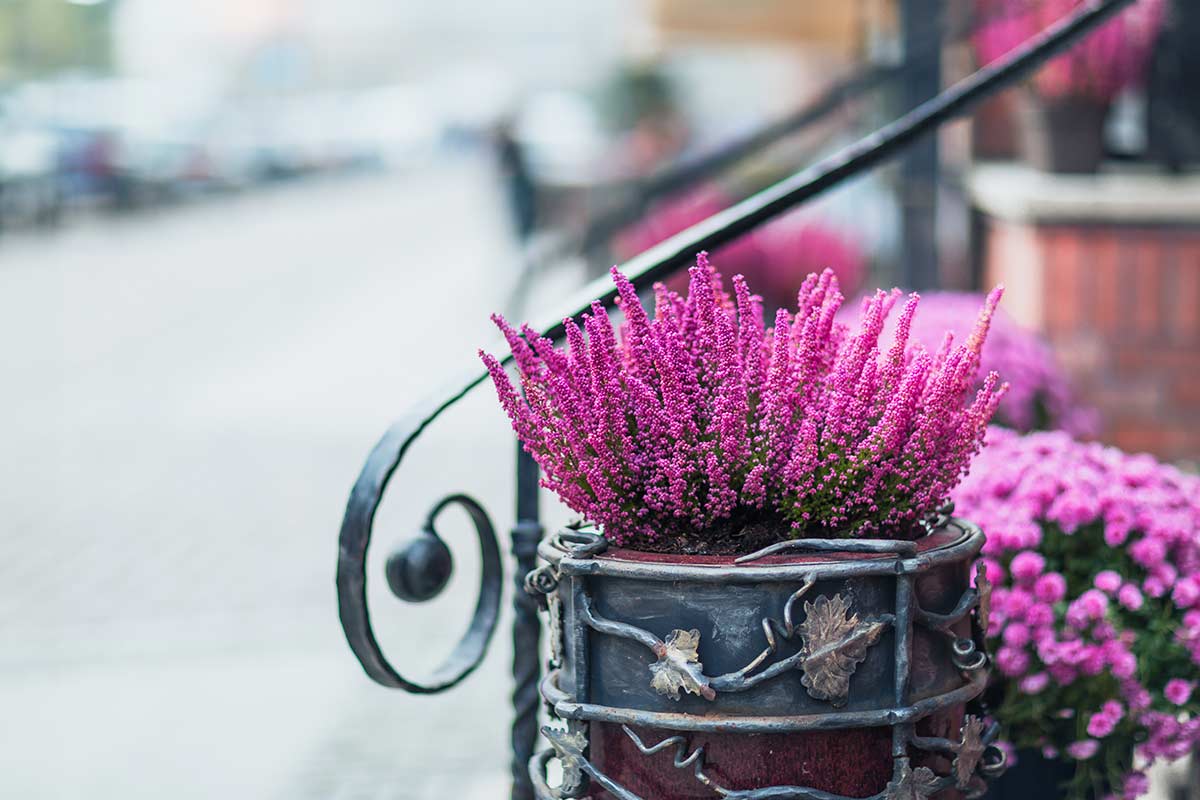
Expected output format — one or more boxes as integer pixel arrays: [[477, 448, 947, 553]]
[[525, 510, 1006, 800], [1016, 91, 1111, 174]]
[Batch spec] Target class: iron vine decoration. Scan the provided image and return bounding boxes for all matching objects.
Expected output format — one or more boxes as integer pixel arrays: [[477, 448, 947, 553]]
[[576, 576, 892, 707]]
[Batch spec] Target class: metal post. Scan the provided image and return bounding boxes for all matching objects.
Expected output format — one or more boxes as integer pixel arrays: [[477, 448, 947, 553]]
[[510, 444, 543, 800], [900, 0, 943, 290]]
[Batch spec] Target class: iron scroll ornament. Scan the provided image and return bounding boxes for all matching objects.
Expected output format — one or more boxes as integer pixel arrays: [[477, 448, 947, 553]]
[[337, 448, 502, 692], [334, 0, 1138, 691]]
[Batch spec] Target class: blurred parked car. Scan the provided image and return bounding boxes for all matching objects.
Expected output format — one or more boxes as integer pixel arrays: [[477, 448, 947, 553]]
[[0, 122, 62, 229], [0, 74, 451, 231]]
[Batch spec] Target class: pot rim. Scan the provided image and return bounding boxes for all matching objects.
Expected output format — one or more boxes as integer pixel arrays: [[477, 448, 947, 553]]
[[539, 517, 984, 584]]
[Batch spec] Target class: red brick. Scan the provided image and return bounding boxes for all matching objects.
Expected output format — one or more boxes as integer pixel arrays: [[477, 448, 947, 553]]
[[1050, 332, 1107, 374], [1088, 229, 1121, 334], [1043, 227, 1081, 334], [1157, 429, 1200, 464], [1128, 229, 1165, 339], [1114, 346, 1200, 375], [978, 214, 1200, 463], [1088, 381, 1164, 417], [1108, 419, 1177, 458], [1168, 248, 1200, 342], [1174, 375, 1200, 407]]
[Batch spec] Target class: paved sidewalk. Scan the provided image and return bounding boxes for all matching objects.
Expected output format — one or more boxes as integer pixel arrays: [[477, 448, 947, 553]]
[[0, 159, 558, 799]]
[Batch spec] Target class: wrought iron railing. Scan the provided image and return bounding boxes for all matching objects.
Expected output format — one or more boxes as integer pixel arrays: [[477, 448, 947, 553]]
[[335, 2, 1139, 798]]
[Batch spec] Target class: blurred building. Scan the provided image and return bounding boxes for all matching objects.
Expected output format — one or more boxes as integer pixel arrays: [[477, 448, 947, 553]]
[[113, 0, 645, 97], [0, 0, 113, 80]]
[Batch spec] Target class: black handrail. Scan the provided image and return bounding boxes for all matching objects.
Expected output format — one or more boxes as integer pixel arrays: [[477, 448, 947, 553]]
[[336, 1, 1140, 797], [534, 11, 956, 277], [574, 61, 911, 254]]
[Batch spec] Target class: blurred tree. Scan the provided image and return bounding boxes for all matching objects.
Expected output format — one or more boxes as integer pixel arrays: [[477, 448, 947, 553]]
[[0, 0, 113, 80]]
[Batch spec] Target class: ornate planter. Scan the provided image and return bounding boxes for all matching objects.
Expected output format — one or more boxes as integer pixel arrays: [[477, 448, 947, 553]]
[[1015, 91, 1110, 174], [525, 510, 1006, 800]]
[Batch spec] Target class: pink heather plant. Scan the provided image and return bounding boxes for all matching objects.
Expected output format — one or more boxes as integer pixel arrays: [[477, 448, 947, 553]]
[[953, 428, 1200, 799], [841, 291, 1096, 435], [974, 0, 1164, 103], [481, 254, 1007, 551]]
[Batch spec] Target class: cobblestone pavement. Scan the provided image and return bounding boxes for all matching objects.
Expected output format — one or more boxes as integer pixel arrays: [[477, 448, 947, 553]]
[[0, 158, 575, 799]]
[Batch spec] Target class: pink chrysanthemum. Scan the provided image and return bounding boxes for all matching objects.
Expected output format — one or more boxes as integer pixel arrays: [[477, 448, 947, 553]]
[[954, 428, 1200, 799]]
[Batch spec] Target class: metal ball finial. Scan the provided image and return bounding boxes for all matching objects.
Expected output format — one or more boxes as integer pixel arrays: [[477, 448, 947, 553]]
[[386, 530, 454, 602]]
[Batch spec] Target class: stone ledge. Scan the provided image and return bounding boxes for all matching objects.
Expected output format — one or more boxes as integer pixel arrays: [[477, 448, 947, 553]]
[[966, 163, 1200, 225]]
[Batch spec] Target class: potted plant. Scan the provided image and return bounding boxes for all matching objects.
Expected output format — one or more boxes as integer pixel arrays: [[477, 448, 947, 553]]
[[973, 0, 1164, 173], [840, 291, 1097, 436], [953, 428, 1200, 799], [481, 255, 1012, 799]]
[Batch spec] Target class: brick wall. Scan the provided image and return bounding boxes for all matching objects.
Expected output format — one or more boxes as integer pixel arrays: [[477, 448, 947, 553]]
[[984, 220, 1200, 462]]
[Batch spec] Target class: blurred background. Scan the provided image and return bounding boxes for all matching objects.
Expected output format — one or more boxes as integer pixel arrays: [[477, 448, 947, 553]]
[[1, 1, 1196, 798]]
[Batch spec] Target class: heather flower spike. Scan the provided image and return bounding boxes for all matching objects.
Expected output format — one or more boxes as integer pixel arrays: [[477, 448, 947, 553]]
[[843, 289, 1095, 435], [482, 255, 1008, 550]]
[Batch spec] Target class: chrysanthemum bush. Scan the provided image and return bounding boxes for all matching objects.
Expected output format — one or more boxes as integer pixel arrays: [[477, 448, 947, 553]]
[[481, 254, 1007, 551], [842, 291, 1096, 436], [953, 428, 1200, 799]]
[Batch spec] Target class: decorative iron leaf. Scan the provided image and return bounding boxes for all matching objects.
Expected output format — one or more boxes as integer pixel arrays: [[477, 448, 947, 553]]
[[954, 715, 988, 789], [649, 628, 716, 701], [544, 726, 589, 792], [887, 760, 942, 800], [975, 562, 992, 634], [798, 593, 886, 707]]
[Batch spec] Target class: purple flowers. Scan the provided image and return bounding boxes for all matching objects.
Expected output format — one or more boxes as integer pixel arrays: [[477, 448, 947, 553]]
[[482, 255, 1007, 549], [1035, 571, 1066, 603], [1164, 679, 1193, 706], [1117, 584, 1144, 612], [1094, 570, 1122, 594], [1010, 551, 1045, 582], [1066, 739, 1099, 761], [974, 0, 1165, 103], [1087, 709, 1118, 739], [953, 428, 1200, 798]]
